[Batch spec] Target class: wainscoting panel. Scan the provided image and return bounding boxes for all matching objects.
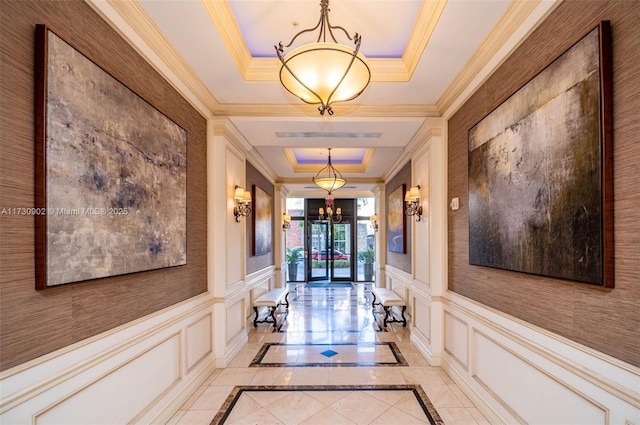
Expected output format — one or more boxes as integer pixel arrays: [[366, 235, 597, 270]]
[[413, 297, 431, 341], [384, 265, 412, 294], [444, 311, 469, 370], [410, 283, 434, 364], [36, 335, 181, 425], [441, 293, 640, 425], [473, 331, 607, 425], [225, 299, 245, 345], [186, 313, 212, 372], [0, 295, 217, 425]]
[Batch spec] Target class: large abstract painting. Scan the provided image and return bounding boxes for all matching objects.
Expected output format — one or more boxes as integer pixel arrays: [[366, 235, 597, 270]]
[[252, 185, 272, 256], [468, 22, 613, 287], [34, 25, 187, 289], [387, 184, 406, 253]]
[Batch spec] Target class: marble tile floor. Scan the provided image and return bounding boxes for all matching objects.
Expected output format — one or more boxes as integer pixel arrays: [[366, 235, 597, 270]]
[[167, 284, 490, 425]]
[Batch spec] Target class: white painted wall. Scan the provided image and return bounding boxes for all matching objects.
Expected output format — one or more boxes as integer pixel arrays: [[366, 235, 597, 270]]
[[210, 122, 277, 368], [405, 119, 447, 366]]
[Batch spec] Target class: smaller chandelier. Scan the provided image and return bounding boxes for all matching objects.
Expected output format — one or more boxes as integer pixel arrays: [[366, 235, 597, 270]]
[[313, 148, 346, 194], [319, 195, 342, 223], [275, 0, 371, 115]]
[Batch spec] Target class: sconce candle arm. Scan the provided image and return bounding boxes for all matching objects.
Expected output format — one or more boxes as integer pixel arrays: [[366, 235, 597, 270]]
[[282, 213, 292, 230], [233, 185, 252, 222], [404, 185, 423, 222]]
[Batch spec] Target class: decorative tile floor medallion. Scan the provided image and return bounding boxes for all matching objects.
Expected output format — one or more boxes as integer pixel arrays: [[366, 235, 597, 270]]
[[250, 342, 408, 367], [210, 385, 444, 425]]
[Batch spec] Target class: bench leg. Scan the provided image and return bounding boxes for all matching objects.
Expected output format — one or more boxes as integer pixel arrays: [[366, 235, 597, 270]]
[[269, 306, 277, 329], [275, 303, 289, 332], [383, 306, 392, 328], [371, 292, 387, 330], [381, 305, 407, 328], [283, 292, 290, 308], [253, 306, 259, 328]]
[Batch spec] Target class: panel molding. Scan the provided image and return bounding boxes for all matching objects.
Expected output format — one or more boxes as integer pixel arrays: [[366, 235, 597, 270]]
[[441, 293, 640, 424], [384, 264, 412, 293], [185, 313, 213, 373], [472, 329, 609, 425], [443, 311, 469, 371], [445, 294, 640, 408], [0, 296, 216, 424], [89, 0, 218, 116], [0, 294, 214, 413], [34, 334, 183, 425]]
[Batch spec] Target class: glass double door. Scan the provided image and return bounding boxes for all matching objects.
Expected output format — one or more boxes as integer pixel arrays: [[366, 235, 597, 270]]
[[308, 219, 353, 282]]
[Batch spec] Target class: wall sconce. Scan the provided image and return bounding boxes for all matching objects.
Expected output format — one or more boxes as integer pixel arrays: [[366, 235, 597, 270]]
[[370, 214, 378, 232], [405, 185, 423, 222], [282, 213, 291, 231], [233, 185, 251, 222]]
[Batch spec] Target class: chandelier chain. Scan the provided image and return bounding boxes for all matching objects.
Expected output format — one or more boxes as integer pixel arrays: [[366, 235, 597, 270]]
[[278, 0, 356, 51]]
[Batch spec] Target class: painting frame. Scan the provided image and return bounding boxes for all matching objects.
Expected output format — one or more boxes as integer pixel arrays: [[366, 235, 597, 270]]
[[34, 25, 188, 289], [467, 21, 613, 287], [387, 184, 406, 254], [252, 185, 273, 256]]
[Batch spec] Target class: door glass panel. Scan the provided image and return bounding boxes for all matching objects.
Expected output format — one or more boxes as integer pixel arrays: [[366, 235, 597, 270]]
[[356, 197, 376, 282], [310, 221, 328, 280], [285, 219, 305, 282], [331, 221, 352, 281], [356, 218, 375, 281]]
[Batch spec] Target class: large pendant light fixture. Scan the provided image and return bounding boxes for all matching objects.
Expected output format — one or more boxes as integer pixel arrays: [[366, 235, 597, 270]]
[[313, 148, 346, 194], [275, 0, 371, 116]]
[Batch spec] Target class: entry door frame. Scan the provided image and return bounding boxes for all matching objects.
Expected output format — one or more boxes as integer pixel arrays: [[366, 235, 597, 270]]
[[306, 218, 354, 282]]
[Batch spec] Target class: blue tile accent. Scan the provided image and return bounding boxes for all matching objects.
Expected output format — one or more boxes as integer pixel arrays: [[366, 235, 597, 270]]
[[320, 349, 338, 358]]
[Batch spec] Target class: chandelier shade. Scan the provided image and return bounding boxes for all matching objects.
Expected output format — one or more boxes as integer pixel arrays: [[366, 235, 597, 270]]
[[279, 43, 370, 114], [313, 148, 346, 194], [275, 0, 371, 115], [313, 176, 347, 193]]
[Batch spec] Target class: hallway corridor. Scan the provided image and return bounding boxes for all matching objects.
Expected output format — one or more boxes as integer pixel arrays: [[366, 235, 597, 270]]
[[168, 284, 489, 425]]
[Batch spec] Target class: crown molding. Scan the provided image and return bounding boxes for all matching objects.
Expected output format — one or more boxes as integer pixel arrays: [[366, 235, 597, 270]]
[[101, 0, 444, 118], [211, 118, 252, 155], [105, 0, 219, 114], [246, 150, 278, 183], [404, 118, 445, 156], [214, 118, 278, 184], [382, 118, 443, 180], [283, 148, 375, 174], [435, 0, 543, 115], [214, 103, 440, 118], [202, 0, 447, 83], [402, 0, 448, 79]]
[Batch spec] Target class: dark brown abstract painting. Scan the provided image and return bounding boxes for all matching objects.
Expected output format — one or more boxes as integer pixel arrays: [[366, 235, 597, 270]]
[[387, 184, 406, 254], [35, 26, 187, 288], [468, 22, 612, 286], [252, 185, 272, 256]]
